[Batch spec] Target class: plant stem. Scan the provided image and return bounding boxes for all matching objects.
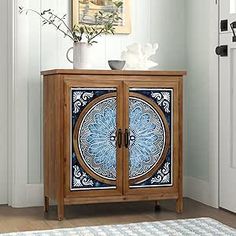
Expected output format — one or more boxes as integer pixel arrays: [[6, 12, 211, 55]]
[[24, 9, 74, 41], [48, 12, 73, 37], [88, 28, 104, 44]]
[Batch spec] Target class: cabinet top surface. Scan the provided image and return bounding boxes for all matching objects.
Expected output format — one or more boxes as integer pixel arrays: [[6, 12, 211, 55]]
[[41, 69, 186, 77]]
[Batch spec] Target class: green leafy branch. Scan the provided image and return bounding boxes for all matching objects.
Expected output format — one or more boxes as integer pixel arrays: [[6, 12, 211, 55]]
[[19, 1, 123, 45]]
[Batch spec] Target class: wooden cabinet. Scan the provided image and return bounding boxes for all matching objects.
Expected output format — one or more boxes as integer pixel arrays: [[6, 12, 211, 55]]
[[42, 69, 186, 220]]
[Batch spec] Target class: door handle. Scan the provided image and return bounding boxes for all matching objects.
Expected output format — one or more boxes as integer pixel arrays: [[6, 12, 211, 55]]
[[215, 45, 228, 57], [117, 129, 122, 148], [124, 129, 130, 148]]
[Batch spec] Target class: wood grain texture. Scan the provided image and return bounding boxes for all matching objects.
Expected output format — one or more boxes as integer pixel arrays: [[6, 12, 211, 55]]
[[176, 78, 184, 213], [42, 70, 185, 220], [123, 80, 180, 199], [64, 193, 179, 205], [43, 75, 64, 220], [63, 79, 124, 199], [41, 69, 186, 76]]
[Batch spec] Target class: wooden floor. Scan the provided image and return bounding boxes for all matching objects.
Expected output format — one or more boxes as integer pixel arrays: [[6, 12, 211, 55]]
[[0, 198, 235, 233]]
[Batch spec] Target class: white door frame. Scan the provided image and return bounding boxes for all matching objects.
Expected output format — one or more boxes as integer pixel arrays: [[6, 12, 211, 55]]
[[7, 0, 43, 207], [0, 0, 9, 205], [7, 0, 15, 207], [207, 0, 220, 208]]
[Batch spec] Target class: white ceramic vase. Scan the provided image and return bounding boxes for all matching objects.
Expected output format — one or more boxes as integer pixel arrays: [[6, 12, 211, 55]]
[[66, 42, 92, 69]]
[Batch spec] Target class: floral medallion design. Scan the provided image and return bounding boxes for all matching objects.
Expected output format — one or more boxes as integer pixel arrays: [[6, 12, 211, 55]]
[[72, 88, 172, 189], [129, 97, 166, 179], [77, 95, 166, 183], [78, 97, 117, 181]]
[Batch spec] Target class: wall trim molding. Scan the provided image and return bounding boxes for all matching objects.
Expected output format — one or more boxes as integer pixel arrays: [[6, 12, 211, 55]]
[[11, 184, 43, 208], [7, 0, 15, 207], [184, 176, 218, 208], [0, 0, 10, 205], [8, 0, 31, 207], [26, 184, 44, 207]]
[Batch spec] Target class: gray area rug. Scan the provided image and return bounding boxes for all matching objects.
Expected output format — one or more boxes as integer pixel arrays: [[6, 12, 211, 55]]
[[1, 218, 235, 236]]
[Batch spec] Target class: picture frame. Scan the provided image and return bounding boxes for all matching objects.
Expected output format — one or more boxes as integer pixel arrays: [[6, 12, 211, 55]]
[[72, 0, 131, 34]]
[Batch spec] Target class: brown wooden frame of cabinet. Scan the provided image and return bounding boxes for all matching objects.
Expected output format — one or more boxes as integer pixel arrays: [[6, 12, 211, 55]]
[[42, 69, 186, 220]]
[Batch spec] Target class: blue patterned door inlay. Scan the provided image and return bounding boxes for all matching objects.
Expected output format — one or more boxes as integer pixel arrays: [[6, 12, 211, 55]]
[[129, 97, 166, 179], [129, 88, 173, 188], [71, 87, 173, 191], [71, 88, 117, 191], [79, 97, 117, 181]]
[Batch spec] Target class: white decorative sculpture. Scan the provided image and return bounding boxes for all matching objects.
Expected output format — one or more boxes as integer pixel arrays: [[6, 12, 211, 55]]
[[121, 43, 159, 70]]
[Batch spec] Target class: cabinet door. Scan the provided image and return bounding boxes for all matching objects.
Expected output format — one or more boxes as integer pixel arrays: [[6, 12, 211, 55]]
[[64, 79, 123, 197], [123, 80, 182, 196]]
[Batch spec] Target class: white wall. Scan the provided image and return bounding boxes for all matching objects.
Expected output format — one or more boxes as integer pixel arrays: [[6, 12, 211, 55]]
[[9, 0, 186, 207], [186, 0, 210, 181], [184, 0, 219, 207], [0, 0, 8, 204], [150, 0, 186, 70]]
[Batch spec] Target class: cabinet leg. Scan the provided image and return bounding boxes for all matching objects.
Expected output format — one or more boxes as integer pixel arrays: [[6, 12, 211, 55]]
[[154, 201, 161, 211], [44, 196, 49, 213], [176, 197, 183, 213], [57, 203, 64, 221]]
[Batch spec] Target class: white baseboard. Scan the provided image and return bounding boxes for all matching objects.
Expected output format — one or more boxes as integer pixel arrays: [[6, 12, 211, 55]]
[[11, 184, 44, 208], [184, 176, 218, 208], [25, 184, 44, 207]]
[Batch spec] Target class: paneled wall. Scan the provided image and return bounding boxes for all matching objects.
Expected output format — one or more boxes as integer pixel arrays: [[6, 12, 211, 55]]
[[0, 0, 8, 204], [24, 0, 186, 185]]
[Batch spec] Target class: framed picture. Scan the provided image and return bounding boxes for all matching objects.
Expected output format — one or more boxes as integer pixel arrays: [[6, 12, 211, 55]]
[[72, 0, 131, 34]]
